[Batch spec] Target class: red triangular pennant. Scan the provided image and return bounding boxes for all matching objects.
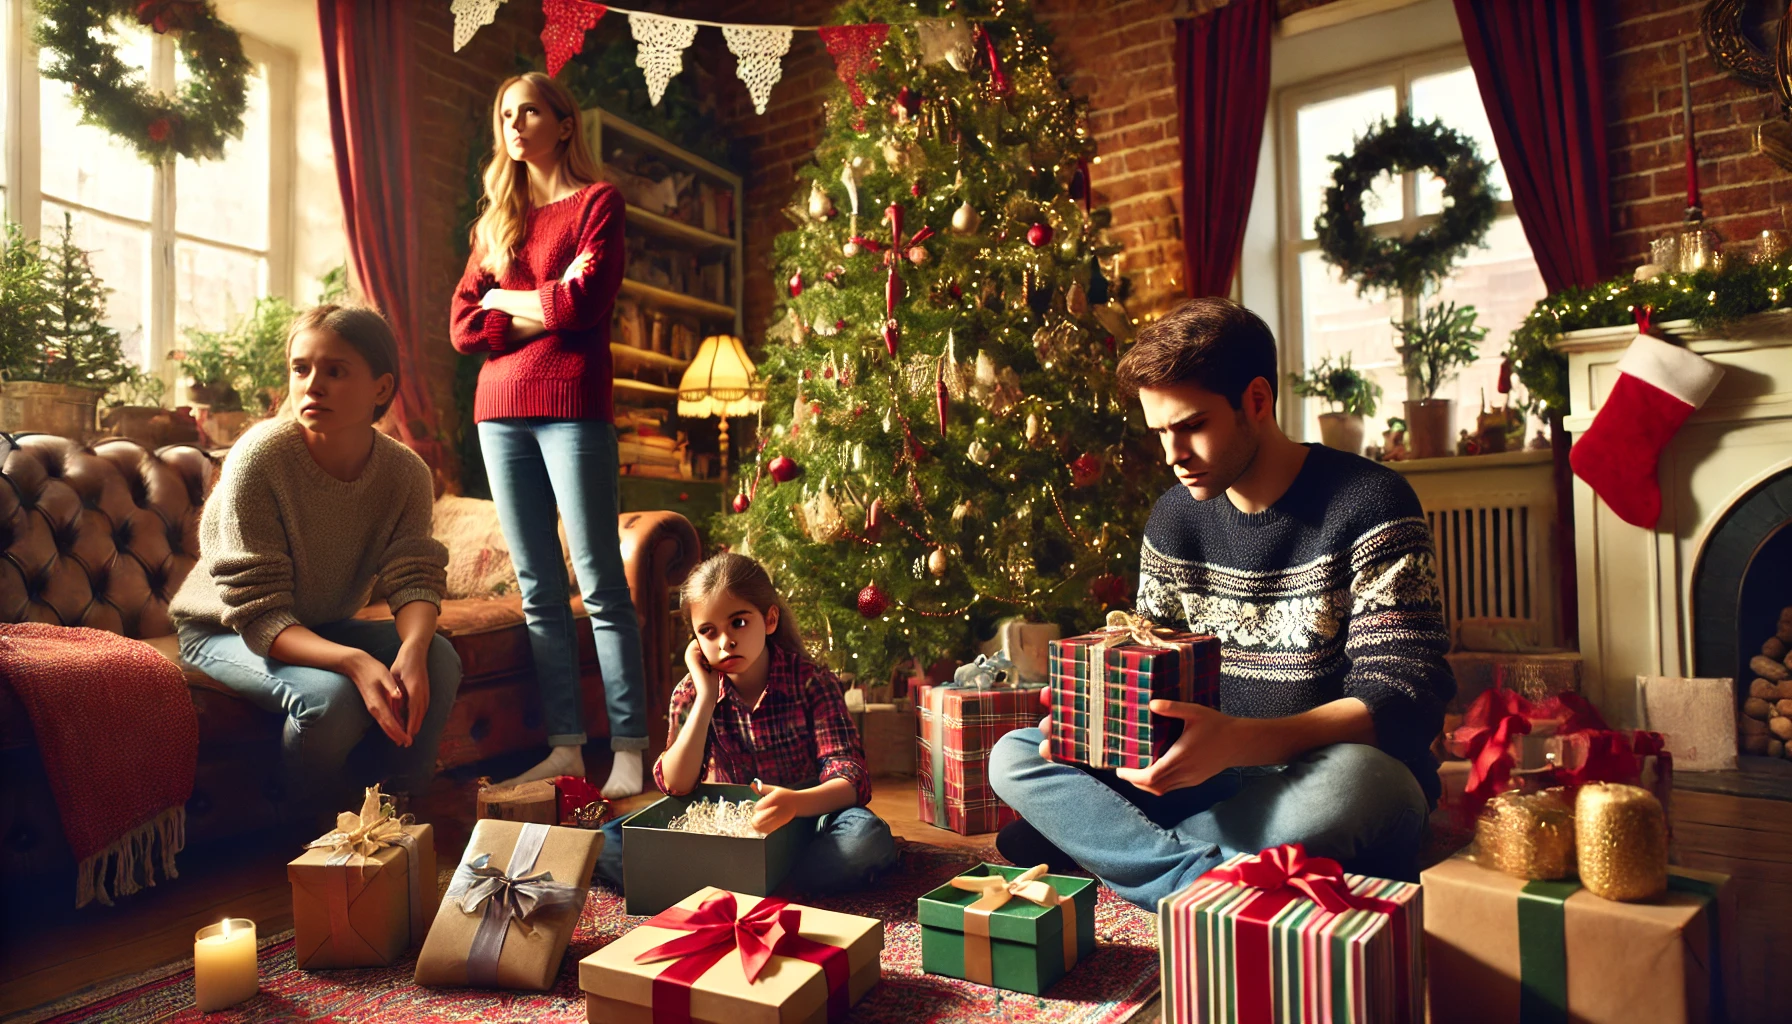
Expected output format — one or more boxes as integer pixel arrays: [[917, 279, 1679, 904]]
[[818, 23, 890, 108], [542, 0, 607, 77]]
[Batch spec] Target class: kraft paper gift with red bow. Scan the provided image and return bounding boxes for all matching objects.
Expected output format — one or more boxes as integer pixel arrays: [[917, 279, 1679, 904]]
[[1048, 611, 1220, 770], [578, 887, 883, 1024], [414, 819, 600, 990], [288, 785, 436, 968], [1157, 843, 1423, 1024]]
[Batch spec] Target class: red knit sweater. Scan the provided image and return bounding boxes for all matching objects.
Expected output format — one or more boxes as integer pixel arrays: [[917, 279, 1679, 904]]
[[450, 183, 624, 422]]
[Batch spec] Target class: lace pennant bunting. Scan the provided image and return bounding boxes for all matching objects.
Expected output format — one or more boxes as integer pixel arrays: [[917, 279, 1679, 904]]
[[629, 12, 697, 106], [817, 23, 890, 108], [722, 25, 793, 115], [452, 0, 507, 51], [542, 0, 607, 77]]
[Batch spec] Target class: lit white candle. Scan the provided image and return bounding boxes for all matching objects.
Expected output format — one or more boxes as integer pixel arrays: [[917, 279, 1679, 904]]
[[193, 917, 258, 1012]]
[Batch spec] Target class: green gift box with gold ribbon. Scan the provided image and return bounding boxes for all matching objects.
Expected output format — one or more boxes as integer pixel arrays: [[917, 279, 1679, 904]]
[[1422, 856, 1737, 1024], [918, 863, 1097, 994]]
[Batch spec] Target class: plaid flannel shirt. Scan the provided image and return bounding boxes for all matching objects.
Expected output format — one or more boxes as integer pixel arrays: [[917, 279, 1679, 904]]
[[651, 643, 872, 807]]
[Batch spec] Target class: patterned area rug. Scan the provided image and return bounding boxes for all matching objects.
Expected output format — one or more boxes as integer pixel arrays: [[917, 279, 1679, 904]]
[[21, 841, 1160, 1024]]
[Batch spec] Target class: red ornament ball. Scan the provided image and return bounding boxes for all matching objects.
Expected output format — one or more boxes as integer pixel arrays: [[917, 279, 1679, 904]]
[[731, 493, 752, 514], [910, 181, 923, 197], [788, 271, 804, 298], [147, 117, 173, 143], [856, 582, 889, 619], [768, 455, 800, 483], [1090, 573, 1128, 608], [906, 245, 930, 265], [1070, 452, 1103, 488], [834, 318, 847, 331], [1026, 222, 1054, 248]]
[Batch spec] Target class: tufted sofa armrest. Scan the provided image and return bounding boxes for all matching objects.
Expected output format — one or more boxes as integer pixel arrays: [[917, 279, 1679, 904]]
[[618, 509, 703, 755]]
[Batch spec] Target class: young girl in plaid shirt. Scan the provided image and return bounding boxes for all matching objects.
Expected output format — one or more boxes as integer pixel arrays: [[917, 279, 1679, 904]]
[[596, 553, 898, 893]]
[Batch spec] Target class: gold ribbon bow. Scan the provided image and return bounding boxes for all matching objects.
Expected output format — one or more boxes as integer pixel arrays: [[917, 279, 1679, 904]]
[[306, 785, 410, 866], [1098, 609, 1180, 650], [948, 864, 1078, 986]]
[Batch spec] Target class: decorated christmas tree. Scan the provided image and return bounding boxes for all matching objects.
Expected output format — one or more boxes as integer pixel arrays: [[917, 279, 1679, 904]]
[[31, 213, 133, 391], [714, 0, 1157, 686]]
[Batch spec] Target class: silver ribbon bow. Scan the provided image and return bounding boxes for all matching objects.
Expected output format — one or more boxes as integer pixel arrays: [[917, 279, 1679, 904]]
[[452, 856, 579, 937], [952, 651, 1016, 690], [445, 822, 580, 987]]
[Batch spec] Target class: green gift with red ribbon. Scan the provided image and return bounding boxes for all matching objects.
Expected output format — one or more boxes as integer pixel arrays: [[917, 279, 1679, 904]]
[[1422, 855, 1736, 1024], [578, 886, 882, 1023], [1157, 843, 1424, 1024]]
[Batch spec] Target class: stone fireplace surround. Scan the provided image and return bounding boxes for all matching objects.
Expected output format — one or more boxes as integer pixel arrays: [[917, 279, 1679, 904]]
[[1558, 314, 1792, 795]]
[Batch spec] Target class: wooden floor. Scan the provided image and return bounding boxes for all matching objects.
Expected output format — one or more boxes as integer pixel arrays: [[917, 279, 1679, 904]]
[[0, 762, 1160, 1022]]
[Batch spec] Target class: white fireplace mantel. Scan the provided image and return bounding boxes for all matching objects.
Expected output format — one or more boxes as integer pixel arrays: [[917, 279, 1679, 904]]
[[1557, 314, 1792, 727]]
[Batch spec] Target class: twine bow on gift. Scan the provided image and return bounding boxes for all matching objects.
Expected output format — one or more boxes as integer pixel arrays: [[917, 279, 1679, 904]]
[[636, 890, 852, 1023], [306, 785, 410, 866], [952, 652, 1015, 690], [950, 865, 1078, 986], [1097, 609, 1181, 651]]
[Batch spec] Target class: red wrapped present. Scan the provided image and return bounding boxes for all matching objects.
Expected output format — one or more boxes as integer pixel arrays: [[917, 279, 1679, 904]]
[[915, 678, 1044, 835], [1048, 611, 1219, 770]]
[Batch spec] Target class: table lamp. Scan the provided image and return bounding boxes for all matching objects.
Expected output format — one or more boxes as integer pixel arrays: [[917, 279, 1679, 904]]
[[677, 334, 765, 481]]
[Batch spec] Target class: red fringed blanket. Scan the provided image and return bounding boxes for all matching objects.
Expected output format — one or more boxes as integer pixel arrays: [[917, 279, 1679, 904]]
[[0, 624, 198, 907]]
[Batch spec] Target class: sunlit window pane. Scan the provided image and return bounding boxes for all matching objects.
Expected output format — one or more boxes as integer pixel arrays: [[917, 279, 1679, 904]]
[[41, 201, 154, 368], [1411, 65, 1512, 214], [174, 239, 266, 336], [1296, 86, 1399, 240], [1429, 215, 1547, 435], [1296, 249, 1404, 441], [176, 58, 269, 249], [38, 25, 155, 221]]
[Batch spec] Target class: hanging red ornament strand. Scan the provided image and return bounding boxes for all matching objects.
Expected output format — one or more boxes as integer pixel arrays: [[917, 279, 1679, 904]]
[[975, 25, 1011, 97], [817, 23, 891, 108], [934, 356, 949, 436], [879, 203, 936, 357]]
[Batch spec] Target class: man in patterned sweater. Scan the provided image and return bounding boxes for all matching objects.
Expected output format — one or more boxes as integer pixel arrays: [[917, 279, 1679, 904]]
[[989, 297, 1453, 910]]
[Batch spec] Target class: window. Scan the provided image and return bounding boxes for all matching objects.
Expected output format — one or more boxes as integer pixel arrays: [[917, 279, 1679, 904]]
[[0, 0, 291, 383], [1278, 51, 1546, 445]]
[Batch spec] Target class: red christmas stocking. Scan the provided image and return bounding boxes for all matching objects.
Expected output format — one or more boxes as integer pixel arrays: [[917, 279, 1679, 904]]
[[1569, 331, 1724, 528]]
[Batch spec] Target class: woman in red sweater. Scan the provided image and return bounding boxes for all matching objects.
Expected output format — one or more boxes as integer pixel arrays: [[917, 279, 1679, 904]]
[[450, 72, 646, 796]]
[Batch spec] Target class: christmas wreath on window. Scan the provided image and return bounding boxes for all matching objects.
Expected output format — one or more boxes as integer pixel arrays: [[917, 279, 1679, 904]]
[[34, 0, 250, 163], [1313, 112, 1499, 299]]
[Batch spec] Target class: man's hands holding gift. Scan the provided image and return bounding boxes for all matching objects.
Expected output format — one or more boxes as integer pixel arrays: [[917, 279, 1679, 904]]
[[1035, 690, 1244, 794]]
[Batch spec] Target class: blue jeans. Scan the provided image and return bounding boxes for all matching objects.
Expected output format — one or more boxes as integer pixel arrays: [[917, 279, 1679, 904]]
[[179, 619, 463, 814], [988, 729, 1428, 911], [595, 806, 899, 895], [477, 418, 648, 750]]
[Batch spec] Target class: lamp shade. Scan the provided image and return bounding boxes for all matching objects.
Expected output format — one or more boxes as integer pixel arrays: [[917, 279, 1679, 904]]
[[677, 334, 766, 419]]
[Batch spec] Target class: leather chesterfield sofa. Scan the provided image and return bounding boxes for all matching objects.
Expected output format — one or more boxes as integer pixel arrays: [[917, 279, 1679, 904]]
[[0, 432, 702, 881]]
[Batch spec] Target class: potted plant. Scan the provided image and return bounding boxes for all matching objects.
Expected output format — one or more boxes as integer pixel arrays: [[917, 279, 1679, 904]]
[[1289, 353, 1381, 455], [0, 215, 136, 440], [1393, 301, 1486, 459]]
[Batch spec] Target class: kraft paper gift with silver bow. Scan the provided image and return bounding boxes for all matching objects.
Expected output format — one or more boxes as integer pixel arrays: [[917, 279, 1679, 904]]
[[414, 818, 601, 990], [287, 785, 437, 969]]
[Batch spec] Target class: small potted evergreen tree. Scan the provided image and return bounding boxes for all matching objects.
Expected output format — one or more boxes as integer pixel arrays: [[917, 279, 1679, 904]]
[[1394, 301, 1486, 459], [1289, 353, 1381, 455], [0, 215, 135, 439]]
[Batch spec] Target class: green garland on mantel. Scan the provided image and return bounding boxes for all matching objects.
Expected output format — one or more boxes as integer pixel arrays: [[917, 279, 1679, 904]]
[[1506, 259, 1792, 419]]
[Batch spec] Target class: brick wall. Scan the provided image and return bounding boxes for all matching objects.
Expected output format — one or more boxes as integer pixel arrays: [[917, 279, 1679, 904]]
[[1606, 1, 1788, 269]]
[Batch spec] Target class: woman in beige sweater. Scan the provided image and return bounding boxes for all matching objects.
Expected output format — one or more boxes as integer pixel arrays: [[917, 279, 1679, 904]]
[[170, 305, 460, 817]]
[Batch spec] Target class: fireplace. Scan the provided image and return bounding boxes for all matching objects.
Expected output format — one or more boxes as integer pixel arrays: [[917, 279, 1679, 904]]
[[1557, 316, 1792, 782]]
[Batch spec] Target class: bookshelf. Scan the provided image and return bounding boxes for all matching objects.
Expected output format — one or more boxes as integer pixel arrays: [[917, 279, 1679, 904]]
[[582, 107, 742, 507]]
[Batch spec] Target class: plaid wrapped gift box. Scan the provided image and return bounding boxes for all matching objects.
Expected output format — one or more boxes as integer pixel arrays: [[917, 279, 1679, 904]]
[[1048, 613, 1220, 770], [915, 681, 1046, 835], [1159, 845, 1423, 1024]]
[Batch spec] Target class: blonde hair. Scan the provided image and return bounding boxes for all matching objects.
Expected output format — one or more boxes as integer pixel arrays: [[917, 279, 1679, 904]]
[[471, 72, 601, 278], [680, 553, 805, 656]]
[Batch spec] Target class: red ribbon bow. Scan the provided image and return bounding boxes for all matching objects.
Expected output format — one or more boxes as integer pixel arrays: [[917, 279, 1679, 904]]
[[635, 891, 851, 1024], [1634, 303, 1656, 337], [1205, 843, 1367, 915]]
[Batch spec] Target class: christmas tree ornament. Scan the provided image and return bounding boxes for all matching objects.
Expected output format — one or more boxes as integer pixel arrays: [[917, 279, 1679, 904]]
[[722, 25, 793, 116], [1090, 572, 1128, 608], [731, 492, 752, 514], [1070, 452, 1103, 488], [788, 270, 804, 298], [857, 582, 890, 618], [628, 12, 697, 106], [865, 496, 884, 540], [882, 319, 901, 357], [928, 547, 950, 577], [816, 23, 891, 109], [812, 315, 839, 336], [951, 200, 981, 235], [792, 394, 814, 430], [935, 358, 950, 435], [843, 239, 862, 258], [1569, 323, 1724, 528], [1066, 280, 1089, 317], [967, 440, 992, 465], [768, 455, 800, 483], [907, 245, 930, 265], [881, 407, 894, 433], [975, 25, 1011, 96], [1026, 222, 1054, 247], [851, 442, 866, 471], [951, 500, 973, 526], [803, 485, 845, 543], [1025, 412, 1042, 444], [916, 16, 974, 70], [880, 136, 910, 173], [807, 181, 834, 220]]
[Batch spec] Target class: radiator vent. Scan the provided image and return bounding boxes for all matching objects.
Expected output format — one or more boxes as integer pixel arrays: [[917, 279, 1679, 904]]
[[1426, 504, 1555, 643]]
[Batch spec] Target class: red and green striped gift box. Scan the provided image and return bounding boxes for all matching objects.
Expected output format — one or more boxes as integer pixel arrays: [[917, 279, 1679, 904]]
[[914, 682, 1046, 835], [1158, 848, 1423, 1024], [1047, 623, 1219, 769]]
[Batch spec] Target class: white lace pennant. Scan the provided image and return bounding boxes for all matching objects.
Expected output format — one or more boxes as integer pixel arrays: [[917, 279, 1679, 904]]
[[629, 12, 698, 106], [451, 0, 508, 52], [721, 25, 793, 116]]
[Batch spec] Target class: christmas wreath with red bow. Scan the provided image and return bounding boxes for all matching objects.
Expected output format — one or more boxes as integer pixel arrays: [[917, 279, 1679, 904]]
[[34, 0, 250, 163]]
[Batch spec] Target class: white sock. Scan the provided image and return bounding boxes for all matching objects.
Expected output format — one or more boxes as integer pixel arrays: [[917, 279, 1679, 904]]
[[602, 749, 644, 799], [499, 744, 585, 788]]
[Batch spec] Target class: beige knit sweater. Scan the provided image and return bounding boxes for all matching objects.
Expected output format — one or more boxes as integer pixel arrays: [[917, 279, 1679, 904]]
[[170, 417, 448, 655]]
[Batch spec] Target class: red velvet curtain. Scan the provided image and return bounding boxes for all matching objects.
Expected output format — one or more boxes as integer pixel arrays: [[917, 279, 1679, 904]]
[[1174, 0, 1273, 298], [1453, 0, 1611, 649], [318, 0, 446, 470]]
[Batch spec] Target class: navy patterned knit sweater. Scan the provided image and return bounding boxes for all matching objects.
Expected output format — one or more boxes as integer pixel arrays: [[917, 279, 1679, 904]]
[[1136, 444, 1455, 802]]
